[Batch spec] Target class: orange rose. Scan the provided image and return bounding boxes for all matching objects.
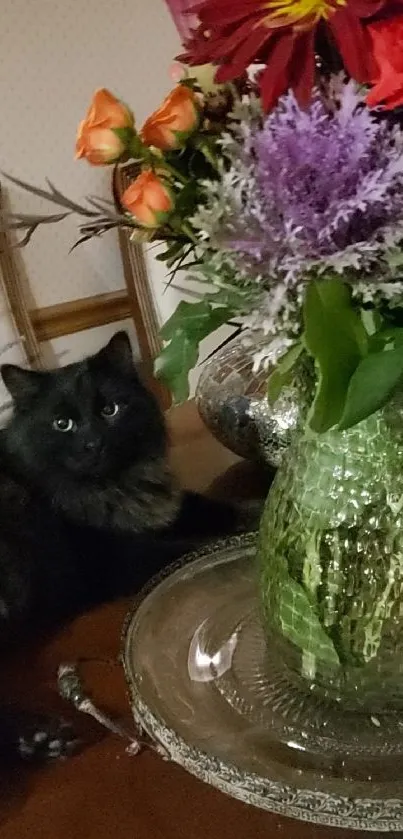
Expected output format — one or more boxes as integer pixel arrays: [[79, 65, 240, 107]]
[[121, 170, 174, 227], [76, 88, 134, 166], [75, 126, 126, 165], [141, 85, 199, 151]]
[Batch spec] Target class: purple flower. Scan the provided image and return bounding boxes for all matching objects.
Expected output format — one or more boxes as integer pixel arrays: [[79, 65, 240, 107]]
[[221, 82, 403, 278]]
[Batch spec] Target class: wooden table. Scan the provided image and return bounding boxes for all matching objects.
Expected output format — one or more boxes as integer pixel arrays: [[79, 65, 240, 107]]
[[0, 403, 397, 839]]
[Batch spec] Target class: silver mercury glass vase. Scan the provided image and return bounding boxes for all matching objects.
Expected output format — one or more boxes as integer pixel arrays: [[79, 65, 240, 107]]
[[195, 331, 300, 467]]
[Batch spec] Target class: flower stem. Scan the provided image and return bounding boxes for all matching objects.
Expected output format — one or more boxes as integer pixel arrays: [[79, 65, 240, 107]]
[[302, 651, 316, 680], [191, 136, 219, 171], [158, 159, 188, 185], [181, 221, 198, 244], [128, 133, 149, 162]]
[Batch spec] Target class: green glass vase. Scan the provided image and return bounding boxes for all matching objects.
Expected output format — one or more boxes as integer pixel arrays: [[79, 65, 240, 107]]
[[258, 393, 403, 712]]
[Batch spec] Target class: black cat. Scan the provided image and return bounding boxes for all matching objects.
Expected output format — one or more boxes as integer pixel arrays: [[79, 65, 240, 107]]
[[0, 332, 244, 763]]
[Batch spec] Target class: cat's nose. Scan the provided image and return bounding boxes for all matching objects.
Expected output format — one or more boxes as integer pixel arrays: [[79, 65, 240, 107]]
[[84, 439, 101, 453]]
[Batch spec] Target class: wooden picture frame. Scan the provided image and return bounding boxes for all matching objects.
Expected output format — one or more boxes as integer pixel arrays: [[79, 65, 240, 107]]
[[0, 178, 171, 409]]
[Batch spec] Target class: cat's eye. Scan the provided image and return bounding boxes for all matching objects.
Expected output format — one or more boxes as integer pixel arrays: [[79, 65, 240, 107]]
[[53, 417, 76, 433], [101, 401, 119, 419]]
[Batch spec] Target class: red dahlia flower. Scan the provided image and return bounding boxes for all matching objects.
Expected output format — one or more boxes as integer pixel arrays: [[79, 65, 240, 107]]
[[366, 14, 403, 109], [180, 0, 397, 111]]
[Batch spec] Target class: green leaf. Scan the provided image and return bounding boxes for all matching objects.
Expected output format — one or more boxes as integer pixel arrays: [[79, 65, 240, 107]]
[[190, 135, 219, 171], [278, 577, 339, 667], [160, 300, 232, 343], [154, 332, 198, 404], [175, 182, 199, 215], [267, 342, 303, 405], [361, 308, 383, 337], [178, 77, 197, 91], [338, 345, 403, 430], [303, 279, 368, 433], [369, 326, 403, 353], [204, 286, 256, 312], [156, 300, 234, 402], [155, 241, 183, 263], [385, 247, 403, 273], [381, 307, 403, 328]]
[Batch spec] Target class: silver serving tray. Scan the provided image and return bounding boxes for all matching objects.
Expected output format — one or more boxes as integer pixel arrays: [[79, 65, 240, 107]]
[[122, 533, 403, 832]]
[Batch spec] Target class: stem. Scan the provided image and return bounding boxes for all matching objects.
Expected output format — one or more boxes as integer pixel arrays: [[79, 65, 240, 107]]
[[301, 530, 322, 680], [191, 136, 219, 171], [158, 159, 188, 185], [128, 134, 150, 163], [148, 232, 189, 244], [302, 652, 316, 681], [181, 221, 198, 244], [200, 144, 218, 170]]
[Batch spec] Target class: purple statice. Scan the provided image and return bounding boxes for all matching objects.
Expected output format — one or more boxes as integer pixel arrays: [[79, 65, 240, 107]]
[[204, 81, 403, 285]]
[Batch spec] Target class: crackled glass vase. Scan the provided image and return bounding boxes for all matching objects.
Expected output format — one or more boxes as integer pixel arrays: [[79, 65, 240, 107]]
[[258, 391, 403, 711]]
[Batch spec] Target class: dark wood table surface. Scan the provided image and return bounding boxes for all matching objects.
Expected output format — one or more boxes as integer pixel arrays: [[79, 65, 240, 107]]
[[0, 402, 399, 839]]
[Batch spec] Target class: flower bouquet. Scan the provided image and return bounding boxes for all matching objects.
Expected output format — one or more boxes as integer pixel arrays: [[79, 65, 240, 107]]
[[4, 71, 260, 403], [5, 0, 403, 707]]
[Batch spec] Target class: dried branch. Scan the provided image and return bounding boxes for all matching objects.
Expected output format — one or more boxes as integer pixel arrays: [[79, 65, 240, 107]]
[[45, 178, 98, 217], [2, 173, 98, 217], [88, 194, 115, 209], [0, 173, 142, 249], [84, 196, 132, 222], [69, 220, 129, 251], [15, 224, 45, 248], [6, 211, 70, 226], [201, 323, 244, 364], [165, 246, 195, 289], [0, 337, 24, 357], [0, 171, 192, 253], [80, 217, 128, 233], [0, 210, 72, 249]]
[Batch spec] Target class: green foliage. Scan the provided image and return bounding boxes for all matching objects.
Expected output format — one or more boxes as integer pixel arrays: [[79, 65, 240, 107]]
[[303, 280, 368, 432], [360, 307, 382, 336], [155, 300, 234, 403], [267, 342, 303, 404], [339, 344, 403, 430], [369, 326, 403, 352], [155, 241, 193, 271], [112, 128, 144, 160], [296, 281, 403, 431], [203, 285, 255, 311], [154, 336, 199, 405], [112, 127, 135, 147], [278, 576, 339, 666], [385, 247, 403, 275], [174, 182, 200, 218], [264, 280, 403, 432]]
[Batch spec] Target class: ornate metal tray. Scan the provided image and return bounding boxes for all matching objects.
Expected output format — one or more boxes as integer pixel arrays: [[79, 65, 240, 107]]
[[122, 533, 403, 832]]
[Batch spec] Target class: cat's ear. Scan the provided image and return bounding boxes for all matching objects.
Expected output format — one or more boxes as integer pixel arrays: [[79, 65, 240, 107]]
[[1, 365, 45, 402], [97, 332, 134, 375]]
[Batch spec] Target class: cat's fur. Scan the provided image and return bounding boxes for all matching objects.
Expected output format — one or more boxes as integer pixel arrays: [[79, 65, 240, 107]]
[[0, 332, 243, 762]]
